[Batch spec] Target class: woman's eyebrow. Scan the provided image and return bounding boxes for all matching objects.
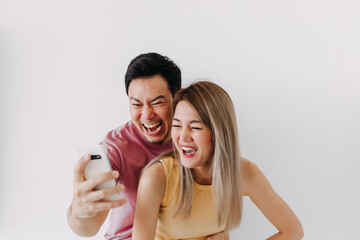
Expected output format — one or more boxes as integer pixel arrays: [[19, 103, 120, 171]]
[[190, 120, 202, 124], [172, 118, 202, 124]]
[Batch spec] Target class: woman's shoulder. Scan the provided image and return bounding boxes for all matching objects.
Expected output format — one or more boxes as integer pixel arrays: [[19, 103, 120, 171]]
[[241, 157, 263, 196], [241, 157, 260, 175], [140, 161, 166, 191], [159, 154, 178, 170], [141, 154, 177, 186], [140, 154, 180, 206]]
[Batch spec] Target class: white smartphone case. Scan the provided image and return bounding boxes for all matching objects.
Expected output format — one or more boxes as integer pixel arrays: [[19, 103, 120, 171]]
[[76, 145, 121, 201]]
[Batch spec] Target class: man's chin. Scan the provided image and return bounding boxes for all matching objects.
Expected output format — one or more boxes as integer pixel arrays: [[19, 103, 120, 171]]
[[144, 133, 170, 145], [145, 136, 165, 145], [150, 140, 165, 145]]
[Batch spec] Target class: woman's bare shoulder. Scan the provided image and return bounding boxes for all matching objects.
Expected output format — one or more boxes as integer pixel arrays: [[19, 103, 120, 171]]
[[241, 157, 260, 176], [240, 157, 262, 196], [140, 162, 166, 191]]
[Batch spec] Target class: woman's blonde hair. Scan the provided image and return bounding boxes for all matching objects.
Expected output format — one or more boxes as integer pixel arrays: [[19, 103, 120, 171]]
[[144, 80, 242, 231]]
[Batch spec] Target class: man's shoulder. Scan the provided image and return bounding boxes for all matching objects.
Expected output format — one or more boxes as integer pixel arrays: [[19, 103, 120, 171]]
[[103, 121, 138, 143], [102, 121, 173, 159], [100, 121, 140, 154], [101, 121, 143, 168]]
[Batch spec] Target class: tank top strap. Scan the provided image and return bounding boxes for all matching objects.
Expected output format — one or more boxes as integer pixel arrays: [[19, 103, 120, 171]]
[[159, 156, 180, 207]]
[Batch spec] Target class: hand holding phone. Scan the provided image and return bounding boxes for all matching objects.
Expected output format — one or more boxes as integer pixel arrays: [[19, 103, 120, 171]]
[[76, 145, 121, 201]]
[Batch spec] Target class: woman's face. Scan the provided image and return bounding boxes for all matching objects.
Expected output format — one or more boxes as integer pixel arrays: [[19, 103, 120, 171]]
[[171, 100, 214, 171]]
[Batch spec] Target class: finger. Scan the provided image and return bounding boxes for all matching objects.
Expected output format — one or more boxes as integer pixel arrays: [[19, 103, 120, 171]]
[[73, 154, 91, 182], [81, 170, 119, 192], [88, 184, 125, 202], [207, 231, 228, 240], [94, 197, 128, 212], [207, 234, 215, 240]]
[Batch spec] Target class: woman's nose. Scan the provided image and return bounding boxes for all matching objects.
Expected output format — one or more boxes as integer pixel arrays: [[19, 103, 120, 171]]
[[180, 127, 192, 142]]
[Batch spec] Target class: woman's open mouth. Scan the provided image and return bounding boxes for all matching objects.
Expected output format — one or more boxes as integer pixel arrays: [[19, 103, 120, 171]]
[[181, 146, 197, 157]]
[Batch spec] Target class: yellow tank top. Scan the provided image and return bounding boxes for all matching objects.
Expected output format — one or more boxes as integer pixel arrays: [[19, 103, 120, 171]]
[[155, 156, 225, 240]]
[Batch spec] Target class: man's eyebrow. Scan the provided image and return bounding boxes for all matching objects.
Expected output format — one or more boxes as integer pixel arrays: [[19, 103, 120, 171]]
[[130, 97, 140, 102], [151, 95, 165, 102], [130, 95, 165, 102]]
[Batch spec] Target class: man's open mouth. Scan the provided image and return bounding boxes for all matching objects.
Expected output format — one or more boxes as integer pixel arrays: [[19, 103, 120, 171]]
[[142, 122, 162, 135]]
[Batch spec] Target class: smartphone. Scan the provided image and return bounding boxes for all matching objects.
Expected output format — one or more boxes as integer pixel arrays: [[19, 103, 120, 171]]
[[76, 145, 121, 201]]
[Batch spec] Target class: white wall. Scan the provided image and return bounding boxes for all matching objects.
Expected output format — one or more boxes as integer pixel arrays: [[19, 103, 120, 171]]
[[1, 0, 359, 239]]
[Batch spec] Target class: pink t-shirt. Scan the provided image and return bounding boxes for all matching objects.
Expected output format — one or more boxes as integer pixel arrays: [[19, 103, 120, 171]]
[[101, 121, 173, 240]]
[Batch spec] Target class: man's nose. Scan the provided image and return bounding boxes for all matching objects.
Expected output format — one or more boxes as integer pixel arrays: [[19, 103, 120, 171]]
[[142, 104, 154, 120]]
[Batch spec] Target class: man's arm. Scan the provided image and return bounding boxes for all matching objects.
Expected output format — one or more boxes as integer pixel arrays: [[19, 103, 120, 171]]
[[67, 155, 127, 236]]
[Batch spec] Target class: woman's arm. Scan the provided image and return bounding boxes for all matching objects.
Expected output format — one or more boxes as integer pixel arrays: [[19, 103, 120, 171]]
[[132, 162, 166, 240], [242, 159, 304, 240]]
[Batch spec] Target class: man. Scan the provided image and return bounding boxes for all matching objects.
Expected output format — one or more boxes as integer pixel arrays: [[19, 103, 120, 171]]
[[67, 53, 229, 240]]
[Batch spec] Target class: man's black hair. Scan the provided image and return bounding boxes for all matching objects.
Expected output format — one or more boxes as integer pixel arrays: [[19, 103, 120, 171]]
[[125, 52, 181, 97]]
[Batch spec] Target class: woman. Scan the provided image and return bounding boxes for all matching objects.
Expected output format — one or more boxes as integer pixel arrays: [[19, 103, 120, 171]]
[[132, 81, 303, 240]]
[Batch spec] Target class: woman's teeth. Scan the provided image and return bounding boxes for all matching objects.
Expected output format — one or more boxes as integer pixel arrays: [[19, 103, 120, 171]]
[[182, 146, 197, 155]]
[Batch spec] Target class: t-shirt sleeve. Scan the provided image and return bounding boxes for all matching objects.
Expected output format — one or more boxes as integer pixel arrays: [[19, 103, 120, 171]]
[[100, 131, 123, 184]]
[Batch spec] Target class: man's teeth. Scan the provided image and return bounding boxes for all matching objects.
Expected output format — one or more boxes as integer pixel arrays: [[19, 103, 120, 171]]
[[143, 122, 161, 133], [182, 146, 197, 155], [144, 123, 160, 128]]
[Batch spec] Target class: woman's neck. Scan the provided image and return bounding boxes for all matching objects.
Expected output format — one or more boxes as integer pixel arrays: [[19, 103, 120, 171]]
[[191, 166, 212, 185]]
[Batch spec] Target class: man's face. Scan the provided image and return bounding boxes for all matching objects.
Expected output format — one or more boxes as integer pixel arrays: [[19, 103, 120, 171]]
[[128, 75, 173, 144]]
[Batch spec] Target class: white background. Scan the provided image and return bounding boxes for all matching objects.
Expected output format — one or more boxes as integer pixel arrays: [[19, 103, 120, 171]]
[[1, 1, 359, 239]]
